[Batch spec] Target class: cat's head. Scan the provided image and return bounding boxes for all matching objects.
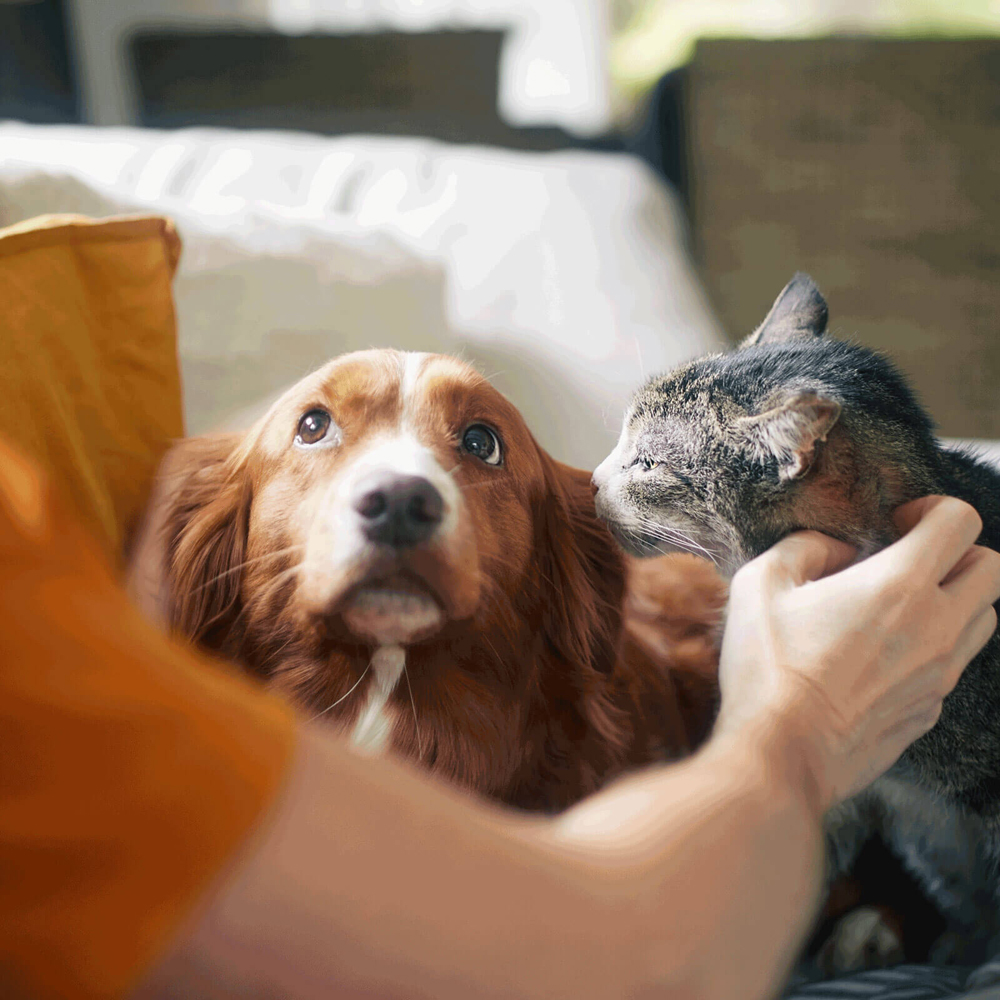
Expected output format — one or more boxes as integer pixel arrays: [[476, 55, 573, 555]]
[[594, 273, 913, 576]]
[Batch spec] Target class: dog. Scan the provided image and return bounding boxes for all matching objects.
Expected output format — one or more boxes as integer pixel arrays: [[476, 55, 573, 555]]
[[129, 349, 724, 811]]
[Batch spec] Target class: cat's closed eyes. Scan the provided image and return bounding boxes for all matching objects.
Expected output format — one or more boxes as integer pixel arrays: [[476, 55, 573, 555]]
[[594, 273, 1000, 979]]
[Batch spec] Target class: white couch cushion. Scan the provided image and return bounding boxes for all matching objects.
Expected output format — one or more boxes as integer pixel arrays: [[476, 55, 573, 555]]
[[0, 123, 727, 468]]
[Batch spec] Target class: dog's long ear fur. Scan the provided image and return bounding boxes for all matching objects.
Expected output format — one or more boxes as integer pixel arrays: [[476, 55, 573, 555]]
[[128, 433, 250, 651], [536, 456, 624, 676]]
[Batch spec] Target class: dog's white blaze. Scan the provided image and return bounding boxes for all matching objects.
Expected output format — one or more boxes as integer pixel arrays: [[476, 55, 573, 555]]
[[400, 351, 429, 427], [351, 645, 405, 754], [325, 354, 459, 557], [314, 354, 465, 647]]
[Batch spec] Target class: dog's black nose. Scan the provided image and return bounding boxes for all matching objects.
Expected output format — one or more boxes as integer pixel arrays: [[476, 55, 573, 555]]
[[354, 473, 444, 548]]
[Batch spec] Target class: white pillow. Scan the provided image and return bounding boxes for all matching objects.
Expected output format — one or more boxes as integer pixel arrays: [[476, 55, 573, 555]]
[[0, 122, 726, 467]]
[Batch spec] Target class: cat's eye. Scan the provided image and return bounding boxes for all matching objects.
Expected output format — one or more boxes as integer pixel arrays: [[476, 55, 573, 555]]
[[462, 424, 503, 466], [635, 456, 660, 472], [296, 409, 336, 447]]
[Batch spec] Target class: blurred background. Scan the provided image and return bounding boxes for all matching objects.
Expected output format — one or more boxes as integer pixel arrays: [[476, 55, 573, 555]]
[[0, 0, 997, 466]]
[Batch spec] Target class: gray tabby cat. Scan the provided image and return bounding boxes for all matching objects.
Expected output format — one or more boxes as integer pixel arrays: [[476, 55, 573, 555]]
[[593, 274, 1000, 976]]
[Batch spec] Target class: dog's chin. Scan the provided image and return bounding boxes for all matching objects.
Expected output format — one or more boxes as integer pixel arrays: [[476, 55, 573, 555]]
[[339, 575, 445, 646]]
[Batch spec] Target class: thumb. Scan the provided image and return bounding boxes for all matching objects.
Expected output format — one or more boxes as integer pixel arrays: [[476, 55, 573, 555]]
[[766, 530, 858, 587]]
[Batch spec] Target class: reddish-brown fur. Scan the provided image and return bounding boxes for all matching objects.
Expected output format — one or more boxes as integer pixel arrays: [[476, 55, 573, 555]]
[[131, 351, 724, 811]]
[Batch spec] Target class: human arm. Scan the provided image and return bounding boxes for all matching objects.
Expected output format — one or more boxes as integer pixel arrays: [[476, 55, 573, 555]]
[[132, 496, 1000, 1000], [131, 717, 819, 1000]]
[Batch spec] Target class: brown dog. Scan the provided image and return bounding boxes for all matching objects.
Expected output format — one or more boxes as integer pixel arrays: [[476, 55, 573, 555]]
[[130, 350, 723, 811]]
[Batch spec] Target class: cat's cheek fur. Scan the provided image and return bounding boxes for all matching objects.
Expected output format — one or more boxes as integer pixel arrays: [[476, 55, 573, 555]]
[[780, 428, 902, 560], [602, 489, 743, 576], [593, 482, 656, 557], [592, 450, 661, 555], [593, 485, 624, 532]]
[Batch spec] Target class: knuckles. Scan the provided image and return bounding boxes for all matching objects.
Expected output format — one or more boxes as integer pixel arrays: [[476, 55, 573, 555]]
[[979, 546, 1000, 593], [728, 556, 780, 607], [918, 699, 944, 734], [944, 497, 984, 539], [871, 554, 937, 611], [729, 559, 763, 593], [903, 495, 982, 539]]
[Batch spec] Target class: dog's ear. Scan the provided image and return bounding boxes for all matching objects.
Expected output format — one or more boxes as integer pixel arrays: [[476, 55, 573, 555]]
[[739, 390, 842, 481], [536, 456, 624, 675], [128, 432, 250, 650], [741, 272, 829, 348]]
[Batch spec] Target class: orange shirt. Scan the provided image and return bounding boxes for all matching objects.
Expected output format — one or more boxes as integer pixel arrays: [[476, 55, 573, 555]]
[[0, 212, 297, 998], [0, 437, 297, 999]]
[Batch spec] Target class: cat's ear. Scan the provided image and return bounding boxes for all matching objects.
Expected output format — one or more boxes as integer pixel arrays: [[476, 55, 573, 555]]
[[739, 391, 841, 480], [741, 273, 829, 348]]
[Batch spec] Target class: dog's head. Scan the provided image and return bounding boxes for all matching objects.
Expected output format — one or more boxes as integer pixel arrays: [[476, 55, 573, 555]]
[[133, 350, 625, 793]]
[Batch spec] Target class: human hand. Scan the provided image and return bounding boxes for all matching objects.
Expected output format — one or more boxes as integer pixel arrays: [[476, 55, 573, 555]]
[[714, 496, 1000, 815]]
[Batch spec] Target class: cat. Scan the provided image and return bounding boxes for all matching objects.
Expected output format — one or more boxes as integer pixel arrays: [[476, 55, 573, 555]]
[[592, 273, 1000, 977]]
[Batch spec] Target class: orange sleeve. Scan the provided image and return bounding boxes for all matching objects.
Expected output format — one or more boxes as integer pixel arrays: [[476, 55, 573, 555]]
[[0, 438, 297, 999]]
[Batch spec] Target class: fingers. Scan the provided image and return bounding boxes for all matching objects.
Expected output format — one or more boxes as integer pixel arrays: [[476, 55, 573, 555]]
[[941, 544, 1000, 613], [885, 496, 983, 582], [885, 605, 996, 720], [942, 606, 998, 689], [762, 530, 858, 586], [891, 495, 942, 536], [939, 543, 980, 588]]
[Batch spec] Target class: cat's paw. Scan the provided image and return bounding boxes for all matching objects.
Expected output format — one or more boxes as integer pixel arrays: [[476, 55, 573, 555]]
[[816, 905, 905, 977]]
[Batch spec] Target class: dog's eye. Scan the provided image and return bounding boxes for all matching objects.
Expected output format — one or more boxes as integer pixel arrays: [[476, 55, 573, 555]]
[[462, 424, 502, 466], [296, 409, 333, 446]]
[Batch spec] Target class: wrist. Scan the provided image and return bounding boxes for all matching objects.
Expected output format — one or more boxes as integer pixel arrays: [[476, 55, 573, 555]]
[[540, 722, 828, 1000], [709, 704, 833, 821]]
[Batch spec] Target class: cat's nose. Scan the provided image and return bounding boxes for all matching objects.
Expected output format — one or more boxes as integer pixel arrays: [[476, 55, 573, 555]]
[[593, 486, 615, 522], [591, 454, 614, 491]]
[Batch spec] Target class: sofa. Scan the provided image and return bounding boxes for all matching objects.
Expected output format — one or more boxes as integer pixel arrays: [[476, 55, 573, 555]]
[[0, 121, 729, 470], [2, 119, 999, 1000]]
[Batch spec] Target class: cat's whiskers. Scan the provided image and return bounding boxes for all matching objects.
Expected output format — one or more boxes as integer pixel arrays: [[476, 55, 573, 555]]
[[633, 516, 719, 565]]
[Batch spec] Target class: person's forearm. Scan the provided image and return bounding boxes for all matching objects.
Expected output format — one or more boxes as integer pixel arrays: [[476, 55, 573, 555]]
[[133, 719, 824, 1000], [543, 721, 825, 1000]]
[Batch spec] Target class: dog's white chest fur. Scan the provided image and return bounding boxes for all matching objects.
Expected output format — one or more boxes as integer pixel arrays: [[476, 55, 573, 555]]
[[351, 645, 405, 754]]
